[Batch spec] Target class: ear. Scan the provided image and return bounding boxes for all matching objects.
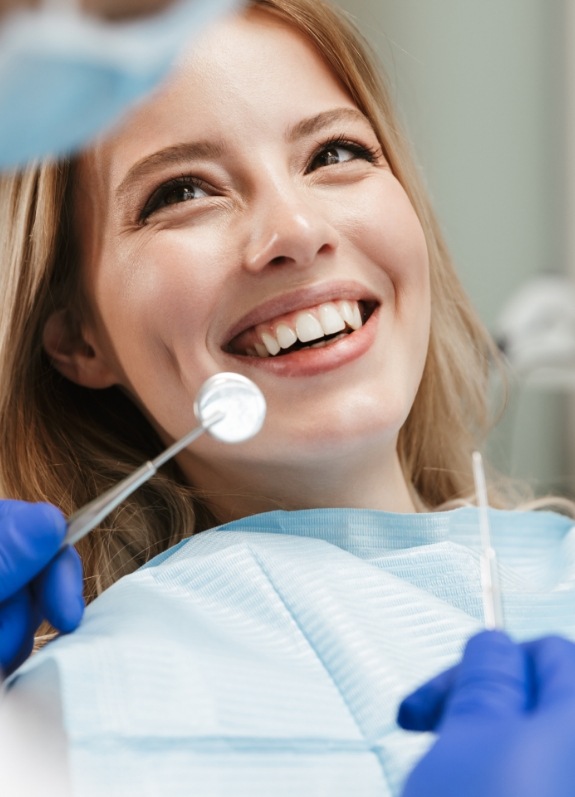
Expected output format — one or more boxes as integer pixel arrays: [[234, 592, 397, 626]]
[[43, 309, 118, 389]]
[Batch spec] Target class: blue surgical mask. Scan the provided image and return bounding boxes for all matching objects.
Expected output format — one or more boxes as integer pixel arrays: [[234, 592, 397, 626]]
[[0, 0, 243, 168]]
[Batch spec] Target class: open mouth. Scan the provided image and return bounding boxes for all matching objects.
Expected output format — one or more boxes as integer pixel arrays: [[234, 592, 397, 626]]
[[226, 299, 377, 358]]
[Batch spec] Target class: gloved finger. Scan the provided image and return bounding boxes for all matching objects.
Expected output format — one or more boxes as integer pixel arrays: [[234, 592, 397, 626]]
[[524, 635, 575, 710], [0, 501, 67, 601], [0, 588, 36, 677], [440, 630, 529, 725], [33, 546, 85, 633], [397, 664, 459, 731]]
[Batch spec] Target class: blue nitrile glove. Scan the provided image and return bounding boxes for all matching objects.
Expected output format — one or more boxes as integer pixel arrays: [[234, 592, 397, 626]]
[[397, 630, 575, 797], [0, 500, 84, 677]]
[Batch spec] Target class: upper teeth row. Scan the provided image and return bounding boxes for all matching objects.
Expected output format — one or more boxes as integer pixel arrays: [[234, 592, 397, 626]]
[[253, 300, 363, 357]]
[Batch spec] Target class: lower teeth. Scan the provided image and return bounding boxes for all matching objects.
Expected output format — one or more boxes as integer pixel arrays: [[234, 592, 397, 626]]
[[247, 329, 352, 358], [307, 332, 348, 350]]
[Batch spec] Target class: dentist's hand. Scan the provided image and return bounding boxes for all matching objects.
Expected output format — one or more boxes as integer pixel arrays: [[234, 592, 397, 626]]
[[0, 500, 84, 677], [398, 630, 575, 797]]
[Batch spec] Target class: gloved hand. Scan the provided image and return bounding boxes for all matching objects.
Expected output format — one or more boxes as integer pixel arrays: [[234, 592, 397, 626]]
[[0, 500, 84, 678], [398, 630, 575, 797]]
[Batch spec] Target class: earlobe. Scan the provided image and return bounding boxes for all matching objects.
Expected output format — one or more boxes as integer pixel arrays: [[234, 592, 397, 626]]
[[42, 309, 117, 389]]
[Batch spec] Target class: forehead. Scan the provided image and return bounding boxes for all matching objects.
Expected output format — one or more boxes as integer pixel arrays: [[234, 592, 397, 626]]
[[83, 8, 357, 185]]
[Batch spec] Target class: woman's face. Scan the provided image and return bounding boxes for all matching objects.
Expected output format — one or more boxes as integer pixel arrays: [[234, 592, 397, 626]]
[[65, 8, 431, 512]]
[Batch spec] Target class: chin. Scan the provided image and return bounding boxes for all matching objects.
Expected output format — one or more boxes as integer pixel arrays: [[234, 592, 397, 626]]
[[262, 416, 404, 467]]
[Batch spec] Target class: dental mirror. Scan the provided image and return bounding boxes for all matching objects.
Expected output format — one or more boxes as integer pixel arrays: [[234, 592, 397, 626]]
[[63, 372, 266, 548], [194, 371, 266, 443]]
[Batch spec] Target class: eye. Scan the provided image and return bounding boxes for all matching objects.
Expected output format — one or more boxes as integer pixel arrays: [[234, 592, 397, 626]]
[[307, 138, 380, 173], [140, 176, 209, 222]]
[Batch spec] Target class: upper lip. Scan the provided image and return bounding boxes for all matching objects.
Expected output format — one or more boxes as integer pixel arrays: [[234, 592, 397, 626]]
[[222, 281, 379, 349]]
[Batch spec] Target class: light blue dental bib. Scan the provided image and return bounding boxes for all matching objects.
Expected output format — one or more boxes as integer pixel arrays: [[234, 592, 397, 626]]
[[8, 507, 575, 796]]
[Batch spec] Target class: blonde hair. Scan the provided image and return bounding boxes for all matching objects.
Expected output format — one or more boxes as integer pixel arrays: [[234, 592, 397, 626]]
[[0, 0, 506, 612]]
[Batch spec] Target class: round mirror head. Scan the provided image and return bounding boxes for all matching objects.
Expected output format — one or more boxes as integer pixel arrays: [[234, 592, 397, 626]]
[[194, 372, 266, 443]]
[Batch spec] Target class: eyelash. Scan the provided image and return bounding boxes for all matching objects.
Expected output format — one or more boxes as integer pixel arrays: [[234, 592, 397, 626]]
[[139, 175, 209, 223], [306, 135, 381, 172], [139, 135, 381, 223]]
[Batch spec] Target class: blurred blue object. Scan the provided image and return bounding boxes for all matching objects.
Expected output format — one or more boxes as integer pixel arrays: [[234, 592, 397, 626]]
[[0, 0, 242, 168]]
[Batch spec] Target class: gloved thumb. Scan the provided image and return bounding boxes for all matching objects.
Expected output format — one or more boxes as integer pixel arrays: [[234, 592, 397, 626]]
[[439, 630, 530, 727], [397, 663, 458, 731]]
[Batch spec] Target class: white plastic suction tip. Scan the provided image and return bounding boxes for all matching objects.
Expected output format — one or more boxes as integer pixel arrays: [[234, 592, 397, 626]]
[[194, 372, 266, 443]]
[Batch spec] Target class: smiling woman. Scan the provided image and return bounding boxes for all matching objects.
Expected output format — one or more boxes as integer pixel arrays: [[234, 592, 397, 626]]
[[0, 0, 493, 552], [1, 0, 574, 795], [54, 9, 432, 521]]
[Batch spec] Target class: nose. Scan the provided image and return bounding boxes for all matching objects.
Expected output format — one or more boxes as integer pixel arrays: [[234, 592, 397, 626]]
[[243, 182, 339, 273]]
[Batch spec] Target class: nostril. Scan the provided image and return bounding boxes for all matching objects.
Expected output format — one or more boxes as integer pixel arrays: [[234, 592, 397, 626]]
[[269, 255, 290, 266]]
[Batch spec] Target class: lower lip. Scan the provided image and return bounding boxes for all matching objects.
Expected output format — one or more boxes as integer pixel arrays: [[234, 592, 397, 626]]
[[226, 306, 380, 377]]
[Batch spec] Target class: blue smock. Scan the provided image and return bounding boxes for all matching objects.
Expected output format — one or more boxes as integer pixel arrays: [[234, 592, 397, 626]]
[[7, 507, 575, 796]]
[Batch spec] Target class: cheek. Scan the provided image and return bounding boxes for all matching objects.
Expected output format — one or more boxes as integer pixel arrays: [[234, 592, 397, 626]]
[[348, 183, 431, 369], [92, 232, 223, 345], [340, 183, 430, 305]]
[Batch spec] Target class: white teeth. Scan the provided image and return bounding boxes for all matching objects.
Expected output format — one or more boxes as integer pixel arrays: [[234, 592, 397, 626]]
[[252, 300, 366, 357], [276, 323, 297, 349], [254, 342, 269, 358], [295, 312, 324, 343], [261, 331, 280, 356], [319, 303, 346, 335], [338, 300, 355, 328], [350, 302, 362, 330]]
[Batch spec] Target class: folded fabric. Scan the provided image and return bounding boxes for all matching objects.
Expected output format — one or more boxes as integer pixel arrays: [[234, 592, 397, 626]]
[[6, 506, 575, 796]]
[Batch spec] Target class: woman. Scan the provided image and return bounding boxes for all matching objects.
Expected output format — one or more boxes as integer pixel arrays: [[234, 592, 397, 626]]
[[1, 0, 575, 794], [0, 0, 497, 609]]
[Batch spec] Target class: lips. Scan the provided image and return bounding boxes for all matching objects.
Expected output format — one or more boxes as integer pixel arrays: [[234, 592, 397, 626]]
[[226, 298, 376, 358]]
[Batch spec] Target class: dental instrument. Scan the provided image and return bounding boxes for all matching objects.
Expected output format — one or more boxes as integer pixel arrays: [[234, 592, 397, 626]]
[[63, 372, 266, 548], [472, 450, 504, 629]]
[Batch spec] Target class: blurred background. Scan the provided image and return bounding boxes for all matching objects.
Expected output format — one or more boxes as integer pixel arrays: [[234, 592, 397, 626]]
[[335, 0, 575, 498]]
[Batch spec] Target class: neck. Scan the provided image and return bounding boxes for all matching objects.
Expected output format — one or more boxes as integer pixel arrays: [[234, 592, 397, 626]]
[[188, 445, 418, 527]]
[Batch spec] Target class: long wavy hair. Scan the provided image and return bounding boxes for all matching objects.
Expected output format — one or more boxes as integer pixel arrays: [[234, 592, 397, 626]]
[[0, 0, 507, 611]]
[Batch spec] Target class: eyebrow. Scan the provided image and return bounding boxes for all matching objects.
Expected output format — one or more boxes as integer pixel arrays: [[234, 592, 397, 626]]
[[286, 107, 373, 142], [114, 108, 372, 205]]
